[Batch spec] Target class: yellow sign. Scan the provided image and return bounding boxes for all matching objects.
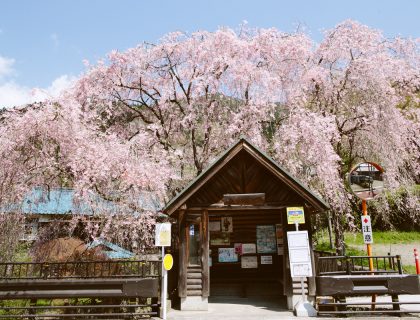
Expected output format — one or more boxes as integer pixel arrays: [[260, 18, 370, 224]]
[[163, 254, 174, 271], [287, 207, 305, 224]]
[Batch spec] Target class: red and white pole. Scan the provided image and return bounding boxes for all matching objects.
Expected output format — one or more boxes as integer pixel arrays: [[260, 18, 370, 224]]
[[414, 249, 420, 275]]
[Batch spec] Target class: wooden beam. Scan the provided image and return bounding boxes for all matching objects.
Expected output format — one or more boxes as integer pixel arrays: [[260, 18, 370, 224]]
[[200, 209, 209, 297], [187, 205, 286, 211], [178, 210, 187, 298], [223, 193, 265, 206]]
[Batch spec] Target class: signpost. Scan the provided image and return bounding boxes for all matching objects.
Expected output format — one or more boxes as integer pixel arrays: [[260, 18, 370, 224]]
[[349, 162, 384, 310], [287, 231, 313, 278], [155, 222, 171, 320], [286, 207, 316, 317]]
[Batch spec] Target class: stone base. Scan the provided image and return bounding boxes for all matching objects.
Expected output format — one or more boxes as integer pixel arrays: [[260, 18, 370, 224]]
[[180, 296, 208, 311], [294, 300, 317, 317], [287, 295, 315, 310]]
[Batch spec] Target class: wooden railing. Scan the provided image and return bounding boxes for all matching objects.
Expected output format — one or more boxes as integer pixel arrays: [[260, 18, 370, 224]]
[[0, 259, 161, 280], [316, 254, 403, 276]]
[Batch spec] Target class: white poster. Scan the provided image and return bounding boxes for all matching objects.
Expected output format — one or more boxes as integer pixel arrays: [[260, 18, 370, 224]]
[[261, 255, 273, 265], [241, 256, 258, 268], [242, 243, 256, 254]]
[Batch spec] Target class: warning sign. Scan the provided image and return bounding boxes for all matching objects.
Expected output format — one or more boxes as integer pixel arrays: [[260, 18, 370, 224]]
[[361, 215, 373, 244]]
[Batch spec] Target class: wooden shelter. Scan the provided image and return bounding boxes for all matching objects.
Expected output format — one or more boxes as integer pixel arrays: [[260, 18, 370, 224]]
[[164, 137, 329, 310]]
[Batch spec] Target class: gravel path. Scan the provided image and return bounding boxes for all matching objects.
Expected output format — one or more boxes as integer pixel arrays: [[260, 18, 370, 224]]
[[353, 243, 420, 267]]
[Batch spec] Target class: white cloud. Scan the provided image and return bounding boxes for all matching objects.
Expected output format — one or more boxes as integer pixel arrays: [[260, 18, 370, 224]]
[[0, 54, 77, 108], [31, 74, 77, 101], [0, 56, 15, 79]]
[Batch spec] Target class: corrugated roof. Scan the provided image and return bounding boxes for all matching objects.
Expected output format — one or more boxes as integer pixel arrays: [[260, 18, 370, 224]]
[[87, 239, 135, 259], [4, 187, 161, 215]]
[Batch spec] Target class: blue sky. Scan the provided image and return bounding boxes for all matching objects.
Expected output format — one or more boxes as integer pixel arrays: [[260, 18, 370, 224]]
[[0, 0, 419, 107]]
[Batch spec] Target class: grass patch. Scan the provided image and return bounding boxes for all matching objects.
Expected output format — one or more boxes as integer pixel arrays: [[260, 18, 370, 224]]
[[344, 231, 420, 245], [315, 230, 420, 247]]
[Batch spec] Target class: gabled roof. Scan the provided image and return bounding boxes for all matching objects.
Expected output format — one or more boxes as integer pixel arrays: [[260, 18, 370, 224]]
[[164, 137, 329, 215]]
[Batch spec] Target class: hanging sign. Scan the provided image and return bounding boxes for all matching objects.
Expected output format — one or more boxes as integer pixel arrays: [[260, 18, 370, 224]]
[[155, 223, 171, 247], [361, 215, 373, 244], [163, 254, 174, 271], [287, 230, 313, 277], [287, 207, 305, 224]]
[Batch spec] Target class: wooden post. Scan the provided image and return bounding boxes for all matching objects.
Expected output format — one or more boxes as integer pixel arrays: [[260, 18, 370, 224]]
[[178, 210, 187, 298], [201, 209, 209, 297]]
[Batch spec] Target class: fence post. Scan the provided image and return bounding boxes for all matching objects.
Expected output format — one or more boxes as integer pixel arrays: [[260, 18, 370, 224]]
[[346, 256, 351, 275], [414, 249, 420, 275], [396, 255, 403, 274]]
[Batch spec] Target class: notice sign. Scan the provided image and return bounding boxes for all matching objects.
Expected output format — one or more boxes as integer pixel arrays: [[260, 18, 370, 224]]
[[287, 231, 313, 277], [261, 255, 273, 265], [155, 223, 171, 247], [287, 207, 305, 224], [361, 215, 373, 244], [241, 256, 258, 269]]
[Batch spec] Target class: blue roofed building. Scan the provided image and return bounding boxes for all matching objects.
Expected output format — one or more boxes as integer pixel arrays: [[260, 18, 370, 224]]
[[12, 187, 161, 241]]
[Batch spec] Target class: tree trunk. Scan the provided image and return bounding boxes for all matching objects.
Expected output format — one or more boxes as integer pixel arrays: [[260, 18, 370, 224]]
[[331, 210, 345, 255]]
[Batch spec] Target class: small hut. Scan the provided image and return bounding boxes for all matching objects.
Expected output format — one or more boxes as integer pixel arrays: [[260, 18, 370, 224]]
[[164, 137, 329, 310]]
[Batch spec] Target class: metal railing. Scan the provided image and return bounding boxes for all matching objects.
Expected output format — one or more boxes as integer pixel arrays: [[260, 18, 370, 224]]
[[0, 260, 161, 280], [316, 254, 403, 276]]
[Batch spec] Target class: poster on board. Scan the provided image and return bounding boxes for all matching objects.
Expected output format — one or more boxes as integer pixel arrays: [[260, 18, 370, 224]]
[[218, 248, 238, 263], [276, 224, 284, 255], [221, 217, 233, 232], [256, 225, 276, 253], [261, 255, 273, 264], [210, 232, 230, 246], [234, 243, 243, 255], [241, 256, 258, 268], [242, 243, 257, 254], [209, 221, 221, 232]]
